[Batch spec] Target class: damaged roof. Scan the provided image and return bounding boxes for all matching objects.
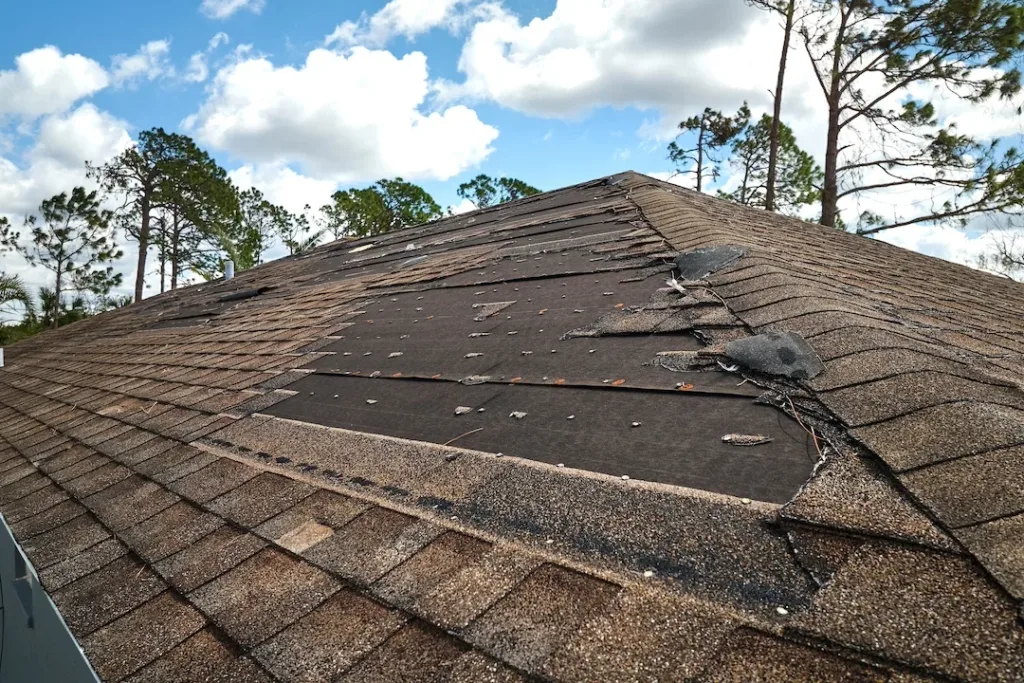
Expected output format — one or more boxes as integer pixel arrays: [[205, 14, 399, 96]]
[[1, 171, 1023, 682]]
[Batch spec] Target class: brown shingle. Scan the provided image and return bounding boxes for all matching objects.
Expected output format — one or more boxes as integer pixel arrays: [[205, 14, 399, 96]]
[[696, 628, 888, 682], [188, 547, 340, 647], [9, 498, 85, 538], [464, 564, 620, 671], [336, 621, 469, 683], [303, 507, 443, 585], [38, 538, 128, 591], [82, 474, 180, 531], [120, 500, 225, 562], [167, 457, 259, 503], [51, 555, 166, 636], [545, 587, 735, 682], [253, 589, 406, 682], [955, 513, 1024, 600], [792, 543, 1024, 680], [207, 472, 315, 527], [20, 513, 110, 568], [79, 591, 206, 682], [154, 525, 266, 593], [900, 445, 1024, 528], [123, 628, 272, 683], [373, 530, 490, 611]]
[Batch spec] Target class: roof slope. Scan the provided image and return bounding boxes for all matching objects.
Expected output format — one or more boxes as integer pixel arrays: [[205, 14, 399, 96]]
[[0, 171, 1023, 681]]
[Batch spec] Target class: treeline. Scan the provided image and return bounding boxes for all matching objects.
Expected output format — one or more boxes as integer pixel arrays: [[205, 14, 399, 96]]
[[669, 0, 1024, 238], [0, 127, 540, 340]]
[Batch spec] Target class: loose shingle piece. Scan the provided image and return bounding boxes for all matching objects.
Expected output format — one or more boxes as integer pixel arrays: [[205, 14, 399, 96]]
[[1, 171, 1023, 681]]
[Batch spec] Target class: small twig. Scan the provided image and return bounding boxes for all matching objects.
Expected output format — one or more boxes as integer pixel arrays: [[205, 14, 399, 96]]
[[787, 396, 822, 458], [443, 427, 484, 446]]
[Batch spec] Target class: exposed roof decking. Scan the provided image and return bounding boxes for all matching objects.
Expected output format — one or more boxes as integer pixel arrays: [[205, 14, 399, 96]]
[[0, 172, 1022, 681]]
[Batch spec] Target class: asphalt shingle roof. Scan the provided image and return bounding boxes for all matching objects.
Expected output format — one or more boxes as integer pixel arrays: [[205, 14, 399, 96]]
[[1, 171, 1023, 681]]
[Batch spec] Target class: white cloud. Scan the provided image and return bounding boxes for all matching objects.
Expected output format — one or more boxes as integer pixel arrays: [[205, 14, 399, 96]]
[[185, 32, 232, 84], [200, 0, 265, 20], [111, 40, 174, 88], [448, 197, 478, 214], [229, 163, 337, 214], [439, 0, 791, 130], [186, 46, 498, 182], [0, 46, 109, 119], [209, 32, 231, 50], [326, 0, 478, 47], [0, 104, 136, 306], [184, 53, 209, 83], [0, 104, 130, 216], [33, 103, 132, 169], [644, 171, 689, 188]]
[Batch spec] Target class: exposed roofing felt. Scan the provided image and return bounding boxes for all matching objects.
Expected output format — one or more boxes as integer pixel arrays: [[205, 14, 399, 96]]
[[0, 171, 1023, 681]]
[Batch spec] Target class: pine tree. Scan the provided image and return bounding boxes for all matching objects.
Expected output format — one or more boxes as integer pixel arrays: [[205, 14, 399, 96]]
[[668, 105, 751, 191], [457, 175, 541, 208], [1, 188, 122, 328]]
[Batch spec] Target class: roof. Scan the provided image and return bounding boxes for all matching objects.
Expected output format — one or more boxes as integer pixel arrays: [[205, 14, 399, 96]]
[[1, 170, 1023, 682]]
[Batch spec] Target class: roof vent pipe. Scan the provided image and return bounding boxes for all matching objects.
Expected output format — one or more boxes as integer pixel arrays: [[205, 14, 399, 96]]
[[224, 260, 235, 281]]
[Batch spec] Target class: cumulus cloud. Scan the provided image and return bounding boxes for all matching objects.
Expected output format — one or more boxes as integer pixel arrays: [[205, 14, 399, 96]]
[[0, 104, 136, 303], [186, 46, 498, 182], [185, 32, 232, 84], [438, 0, 794, 130], [200, 0, 265, 20], [208, 32, 231, 50], [184, 53, 210, 83], [229, 163, 338, 214], [0, 46, 109, 118], [326, 0, 478, 47], [111, 40, 174, 88], [447, 197, 478, 215]]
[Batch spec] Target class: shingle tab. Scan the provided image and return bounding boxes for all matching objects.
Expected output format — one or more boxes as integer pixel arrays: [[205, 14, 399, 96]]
[[464, 564, 620, 671], [253, 589, 406, 682], [188, 548, 340, 647]]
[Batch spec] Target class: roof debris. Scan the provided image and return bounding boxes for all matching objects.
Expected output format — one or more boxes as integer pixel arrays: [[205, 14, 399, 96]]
[[509, 411, 528, 419], [673, 244, 746, 279], [455, 406, 473, 416], [724, 331, 824, 380], [465, 352, 484, 358], [722, 434, 774, 447]]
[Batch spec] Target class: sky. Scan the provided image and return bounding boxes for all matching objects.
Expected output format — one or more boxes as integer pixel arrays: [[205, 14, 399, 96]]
[[1, 0, 1022, 305]]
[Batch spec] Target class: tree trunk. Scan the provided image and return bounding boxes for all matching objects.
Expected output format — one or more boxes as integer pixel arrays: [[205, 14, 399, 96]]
[[51, 267, 62, 329], [819, 3, 849, 228], [170, 210, 180, 291], [135, 194, 151, 302], [820, 92, 842, 227], [765, 0, 795, 213], [159, 218, 166, 295], [695, 124, 706, 192]]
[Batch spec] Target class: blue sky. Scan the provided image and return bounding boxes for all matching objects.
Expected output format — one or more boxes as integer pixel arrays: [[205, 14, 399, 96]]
[[1, 0, 672, 213], [2, 0, 1022, 301]]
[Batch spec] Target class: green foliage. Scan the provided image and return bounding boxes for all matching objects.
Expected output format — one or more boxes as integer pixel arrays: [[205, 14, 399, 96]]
[[221, 187, 279, 270], [321, 178, 442, 238], [1, 188, 122, 328], [800, 0, 1024, 230], [0, 273, 34, 320], [668, 105, 750, 191], [720, 114, 823, 214], [89, 128, 236, 300], [456, 175, 540, 208], [274, 205, 324, 256]]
